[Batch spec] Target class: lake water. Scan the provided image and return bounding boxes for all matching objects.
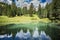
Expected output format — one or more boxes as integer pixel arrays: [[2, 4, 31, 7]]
[[0, 22, 60, 40], [0, 28, 51, 40]]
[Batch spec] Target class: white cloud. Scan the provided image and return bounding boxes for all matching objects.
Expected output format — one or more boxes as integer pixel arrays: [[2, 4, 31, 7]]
[[0, 0, 4, 2], [40, 2, 47, 8], [30, 0, 40, 8], [46, 0, 52, 4], [23, 2, 28, 7], [7, 0, 12, 5], [0, 0, 48, 9], [15, 0, 24, 7], [29, 0, 40, 10], [0, 0, 12, 5], [29, 0, 47, 10], [15, 0, 48, 8]]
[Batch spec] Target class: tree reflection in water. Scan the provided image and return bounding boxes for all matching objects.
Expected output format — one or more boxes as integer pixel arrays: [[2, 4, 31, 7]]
[[0, 28, 51, 40]]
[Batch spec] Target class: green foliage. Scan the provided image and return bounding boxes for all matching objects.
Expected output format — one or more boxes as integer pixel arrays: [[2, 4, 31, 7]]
[[23, 6, 28, 15], [38, 4, 41, 18], [17, 7, 22, 16], [45, 1, 60, 22], [29, 3, 34, 17], [48, 0, 60, 22], [0, 4, 2, 15], [0, 3, 7, 16], [0, 0, 60, 21], [53, 0, 60, 20], [0, 2, 17, 17], [7, 5, 11, 16], [31, 7, 36, 15], [38, 4, 48, 18], [10, 3, 17, 17]]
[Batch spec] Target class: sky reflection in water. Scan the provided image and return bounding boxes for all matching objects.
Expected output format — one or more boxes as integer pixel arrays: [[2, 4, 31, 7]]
[[0, 28, 51, 40]]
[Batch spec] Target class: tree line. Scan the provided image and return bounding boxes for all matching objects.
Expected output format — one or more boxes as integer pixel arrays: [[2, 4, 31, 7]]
[[0, 3, 35, 17], [0, 1, 60, 22]]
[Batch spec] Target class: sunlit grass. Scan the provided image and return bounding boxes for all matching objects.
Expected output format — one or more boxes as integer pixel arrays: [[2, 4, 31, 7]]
[[0, 15, 51, 26]]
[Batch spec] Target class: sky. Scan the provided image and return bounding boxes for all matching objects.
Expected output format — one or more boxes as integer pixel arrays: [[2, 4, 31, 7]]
[[15, 0, 52, 9], [0, 0, 52, 9]]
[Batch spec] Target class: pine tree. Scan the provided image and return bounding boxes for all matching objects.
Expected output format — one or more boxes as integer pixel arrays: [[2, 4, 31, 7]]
[[52, 0, 60, 22], [29, 3, 34, 17], [33, 7, 36, 14], [7, 5, 12, 16], [0, 4, 2, 16], [47, 0, 60, 22], [23, 6, 28, 15], [17, 7, 22, 16], [9, 3, 17, 17], [38, 4, 41, 18], [46, 3, 49, 18]]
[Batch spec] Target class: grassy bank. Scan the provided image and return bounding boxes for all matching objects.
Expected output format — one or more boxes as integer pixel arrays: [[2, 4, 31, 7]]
[[0, 15, 51, 26]]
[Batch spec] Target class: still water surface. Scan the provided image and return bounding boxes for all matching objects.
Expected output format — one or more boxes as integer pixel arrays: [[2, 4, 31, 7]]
[[0, 28, 51, 40]]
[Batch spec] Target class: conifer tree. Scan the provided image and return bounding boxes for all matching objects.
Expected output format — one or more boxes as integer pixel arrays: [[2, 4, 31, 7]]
[[51, 0, 60, 22], [29, 3, 34, 17], [23, 6, 28, 15], [17, 7, 22, 16], [38, 4, 41, 18], [0, 4, 2, 16], [10, 3, 17, 17]]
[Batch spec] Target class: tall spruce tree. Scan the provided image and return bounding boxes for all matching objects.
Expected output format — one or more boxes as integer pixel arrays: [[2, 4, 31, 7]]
[[17, 7, 22, 16], [46, 3, 50, 18], [38, 4, 41, 18], [7, 5, 11, 16], [46, 1, 55, 22], [0, 3, 2, 16], [23, 6, 28, 15], [52, 0, 60, 22], [10, 3, 17, 17], [47, 0, 60, 22], [54, 0, 60, 19], [29, 3, 34, 17]]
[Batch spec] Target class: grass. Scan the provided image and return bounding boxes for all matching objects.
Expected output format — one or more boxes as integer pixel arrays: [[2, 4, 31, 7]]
[[0, 15, 51, 26]]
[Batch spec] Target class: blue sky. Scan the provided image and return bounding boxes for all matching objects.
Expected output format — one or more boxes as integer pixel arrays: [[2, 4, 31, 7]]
[[12, 0, 46, 3], [24, 0, 52, 3], [40, 0, 46, 3], [0, 0, 52, 9], [14, 0, 51, 8], [24, 0, 46, 3], [0, 0, 52, 4]]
